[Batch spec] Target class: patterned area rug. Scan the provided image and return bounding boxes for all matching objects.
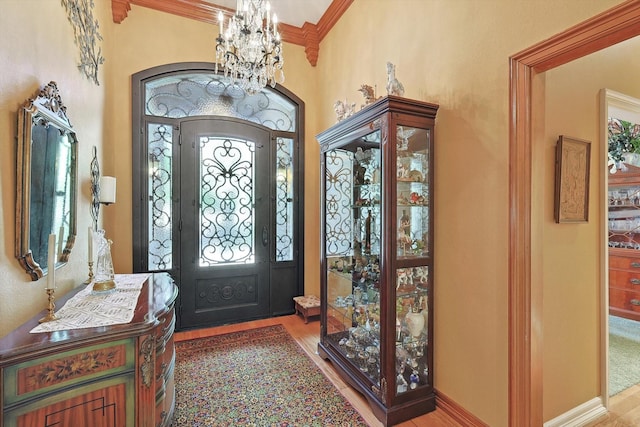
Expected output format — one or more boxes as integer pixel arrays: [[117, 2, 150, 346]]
[[170, 324, 369, 426]]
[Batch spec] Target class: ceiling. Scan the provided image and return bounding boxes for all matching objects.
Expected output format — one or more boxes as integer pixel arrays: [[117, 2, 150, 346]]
[[206, 0, 333, 28], [111, 0, 353, 66]]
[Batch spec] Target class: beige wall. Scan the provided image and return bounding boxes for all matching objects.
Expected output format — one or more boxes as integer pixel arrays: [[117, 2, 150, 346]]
[[0, 0, 111, 338], [542, 36, 640, 420], [0, 0, 631, 425], [317, 1, 621, 424]]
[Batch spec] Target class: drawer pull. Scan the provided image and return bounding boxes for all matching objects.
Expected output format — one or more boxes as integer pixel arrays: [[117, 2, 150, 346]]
[[631, 299, 640, 306], [631, 278, 640, 285], [631, 262, 640, 268]]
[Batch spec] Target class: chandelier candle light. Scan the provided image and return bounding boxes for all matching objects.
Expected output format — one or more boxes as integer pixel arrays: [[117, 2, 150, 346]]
[[215, 0, 284, 94]]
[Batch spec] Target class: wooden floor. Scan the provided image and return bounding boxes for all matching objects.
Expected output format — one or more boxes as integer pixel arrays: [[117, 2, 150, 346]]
[[585, 384, 640, 427], [175, 314, 640, 427], [174, 314, 461, 427]]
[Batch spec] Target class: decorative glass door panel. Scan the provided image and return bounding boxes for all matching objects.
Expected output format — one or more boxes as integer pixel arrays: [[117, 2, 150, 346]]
[[148, 123, 173, 271], [200, 137, 256, 265], [275, 137, 294, 262], [394, 124, 431, 395], [396, 126, 430, 258], [324, 131, 382, 388]]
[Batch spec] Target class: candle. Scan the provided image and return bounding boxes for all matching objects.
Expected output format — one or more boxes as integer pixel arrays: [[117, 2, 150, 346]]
[[88, 226, 93, 263], [99, 176, 117, 204], [266, 2, 270, 26], [218, 11, 224, 36], [57, 226, 64, 257], [47, 233, 56, 289]]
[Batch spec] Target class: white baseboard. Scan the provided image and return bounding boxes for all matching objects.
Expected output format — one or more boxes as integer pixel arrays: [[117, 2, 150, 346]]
[[543, 397, 607, 427]]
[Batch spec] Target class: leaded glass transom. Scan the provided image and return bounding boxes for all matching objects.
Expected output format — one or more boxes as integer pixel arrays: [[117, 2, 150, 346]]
[[144, 73, 296, 132]]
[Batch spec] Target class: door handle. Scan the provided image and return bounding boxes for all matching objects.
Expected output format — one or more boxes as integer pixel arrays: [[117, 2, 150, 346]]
[[262, 226, 268, 247]]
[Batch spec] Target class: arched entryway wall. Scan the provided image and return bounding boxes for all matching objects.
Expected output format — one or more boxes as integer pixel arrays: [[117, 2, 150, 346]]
[[509, 1, 640, 425]]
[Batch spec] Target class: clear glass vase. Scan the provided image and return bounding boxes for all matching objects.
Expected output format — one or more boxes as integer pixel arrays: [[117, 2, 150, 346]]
[[93, 229, 115, 292]]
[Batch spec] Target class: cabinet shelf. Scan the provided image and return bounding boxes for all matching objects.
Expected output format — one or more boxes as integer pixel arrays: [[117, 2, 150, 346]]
[[609, 204, 640, 209]]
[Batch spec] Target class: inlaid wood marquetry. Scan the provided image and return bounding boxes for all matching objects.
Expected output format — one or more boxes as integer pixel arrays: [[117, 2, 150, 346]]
[[17, 345, 127, 394]]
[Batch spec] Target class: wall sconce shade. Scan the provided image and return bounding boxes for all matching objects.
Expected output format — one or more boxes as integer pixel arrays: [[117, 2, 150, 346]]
[[99, 176, 116, 204]]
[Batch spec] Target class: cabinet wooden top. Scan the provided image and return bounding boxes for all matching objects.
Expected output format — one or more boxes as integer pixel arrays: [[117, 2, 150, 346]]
[[0, 273, 178, 364], [317, 95, 439, 147], [610, 163, 640, 186]]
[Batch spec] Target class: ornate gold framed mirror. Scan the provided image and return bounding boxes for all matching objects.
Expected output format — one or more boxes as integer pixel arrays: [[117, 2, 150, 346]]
[[16, 81, 78, 280]]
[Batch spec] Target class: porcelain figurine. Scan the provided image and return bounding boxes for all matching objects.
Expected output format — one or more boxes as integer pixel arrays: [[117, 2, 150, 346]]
[[386, 62, 405, 96]]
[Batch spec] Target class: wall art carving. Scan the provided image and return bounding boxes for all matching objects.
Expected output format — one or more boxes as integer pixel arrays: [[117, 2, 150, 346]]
[[61, 0, 105, 85]]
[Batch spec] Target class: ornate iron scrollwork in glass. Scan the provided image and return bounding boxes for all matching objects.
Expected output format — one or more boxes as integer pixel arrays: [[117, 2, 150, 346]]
[[200, 137, 255, 265], [148, 123, 173, 271]]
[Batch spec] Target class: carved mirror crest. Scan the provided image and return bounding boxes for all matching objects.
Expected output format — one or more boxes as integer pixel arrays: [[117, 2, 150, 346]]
[[16, 81, 78, 280]]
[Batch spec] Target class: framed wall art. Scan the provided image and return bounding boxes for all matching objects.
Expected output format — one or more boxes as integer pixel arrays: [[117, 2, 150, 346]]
[[554, 135, 591, 223]]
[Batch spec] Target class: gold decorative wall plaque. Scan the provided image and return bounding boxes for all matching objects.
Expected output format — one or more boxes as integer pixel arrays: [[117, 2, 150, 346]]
[[554, 135, 591, 223]]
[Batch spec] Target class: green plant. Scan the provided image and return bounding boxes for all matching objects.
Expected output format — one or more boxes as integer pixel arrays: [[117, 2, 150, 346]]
[[609, 118, 640, 163]]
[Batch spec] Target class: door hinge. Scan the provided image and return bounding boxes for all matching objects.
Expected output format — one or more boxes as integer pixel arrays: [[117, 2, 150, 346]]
[[179, 219, 183, 231]]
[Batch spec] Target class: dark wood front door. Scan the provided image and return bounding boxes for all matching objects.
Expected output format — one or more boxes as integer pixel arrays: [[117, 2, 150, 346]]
[[179, 118, 271, 328]]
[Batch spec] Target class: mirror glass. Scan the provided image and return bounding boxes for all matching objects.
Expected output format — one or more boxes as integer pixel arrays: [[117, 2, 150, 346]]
[[16, 81, 78, 280]]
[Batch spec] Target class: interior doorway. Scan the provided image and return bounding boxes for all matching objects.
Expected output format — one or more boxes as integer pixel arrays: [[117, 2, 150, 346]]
[[509, 4, 640, 424], [602, 88, 640, 399]]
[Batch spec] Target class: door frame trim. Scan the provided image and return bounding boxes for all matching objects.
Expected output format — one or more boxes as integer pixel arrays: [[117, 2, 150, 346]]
[[509, 2, 640, 424]]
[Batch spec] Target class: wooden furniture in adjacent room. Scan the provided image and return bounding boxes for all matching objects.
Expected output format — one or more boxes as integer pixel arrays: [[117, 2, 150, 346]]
[[317, 96, 438, 426], [608, 163, 640, 321], [0, 273, 178, 427]]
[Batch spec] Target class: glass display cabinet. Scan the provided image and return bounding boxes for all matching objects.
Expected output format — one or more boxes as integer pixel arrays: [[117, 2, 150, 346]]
[[317, 96, 438, 425], [608, 162, 640, 321]]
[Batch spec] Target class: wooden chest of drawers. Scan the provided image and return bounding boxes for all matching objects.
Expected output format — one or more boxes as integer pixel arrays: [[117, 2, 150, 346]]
[[609, 251, 640, 321], [0, 273, 178, 427]]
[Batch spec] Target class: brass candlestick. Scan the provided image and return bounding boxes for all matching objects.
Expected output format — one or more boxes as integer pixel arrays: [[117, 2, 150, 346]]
[[84, 261, 94, 284], [39, 288, 59, 323]]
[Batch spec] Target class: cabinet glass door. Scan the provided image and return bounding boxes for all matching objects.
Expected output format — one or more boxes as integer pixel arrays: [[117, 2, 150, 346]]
[[609, 185, 640, 250], [324, 130, 382, 387], [394, 125, 431, 395]]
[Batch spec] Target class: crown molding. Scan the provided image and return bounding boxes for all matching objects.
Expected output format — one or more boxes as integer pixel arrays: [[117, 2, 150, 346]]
[[111, 0, 353, 66]]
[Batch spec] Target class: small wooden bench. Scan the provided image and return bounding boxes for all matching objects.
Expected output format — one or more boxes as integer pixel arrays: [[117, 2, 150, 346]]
[[293, 295, 321, 323]]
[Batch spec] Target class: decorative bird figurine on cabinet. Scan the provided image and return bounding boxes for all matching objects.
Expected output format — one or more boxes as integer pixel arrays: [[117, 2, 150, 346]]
[[358, 84, 377, 108]]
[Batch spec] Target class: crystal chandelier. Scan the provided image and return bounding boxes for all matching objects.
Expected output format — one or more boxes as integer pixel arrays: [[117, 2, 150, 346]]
[[215, 0, 284, 94]]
